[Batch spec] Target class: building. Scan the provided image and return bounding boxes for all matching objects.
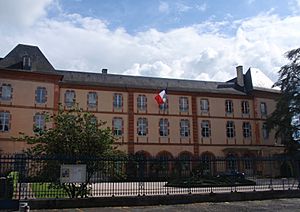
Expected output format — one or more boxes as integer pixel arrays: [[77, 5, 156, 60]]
[[0, 44, 284, 159]]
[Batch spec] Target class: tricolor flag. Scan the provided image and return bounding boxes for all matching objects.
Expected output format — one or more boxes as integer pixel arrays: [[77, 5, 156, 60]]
[[155, 89, 167, 105]]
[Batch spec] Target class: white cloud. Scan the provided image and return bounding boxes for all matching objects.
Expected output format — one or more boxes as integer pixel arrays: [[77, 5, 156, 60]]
[[158, 2, 170, 14], [176, 3, 192, 13], [0, 1, 300, 85], [196, 3, 207, 12], [0, 0, 52, 28]]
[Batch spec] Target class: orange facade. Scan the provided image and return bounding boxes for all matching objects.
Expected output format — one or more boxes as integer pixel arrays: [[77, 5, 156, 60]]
[[0, 44, 284, 158]]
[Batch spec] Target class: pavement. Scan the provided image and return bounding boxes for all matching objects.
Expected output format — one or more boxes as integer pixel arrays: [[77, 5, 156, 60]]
[[30, 198, 300, 212]]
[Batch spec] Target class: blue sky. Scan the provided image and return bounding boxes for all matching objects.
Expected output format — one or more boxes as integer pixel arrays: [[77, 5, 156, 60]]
[[1, 0, 300, 85], [58, 0, 290, 34]]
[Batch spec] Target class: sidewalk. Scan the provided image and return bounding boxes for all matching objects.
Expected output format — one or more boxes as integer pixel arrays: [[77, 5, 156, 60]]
[[30, 198, 300, 212]]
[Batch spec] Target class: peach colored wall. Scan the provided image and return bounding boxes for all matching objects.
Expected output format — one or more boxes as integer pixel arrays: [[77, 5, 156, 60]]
[[0, 79, 55, 108], [59, 88, 128, 112], [197, 97, 254, 118], [0, 76, 283, 156]]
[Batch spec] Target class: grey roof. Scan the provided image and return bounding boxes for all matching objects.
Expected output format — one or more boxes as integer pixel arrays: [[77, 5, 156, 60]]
[[0, 44, 55, 73], [57, 70, 247, 95]]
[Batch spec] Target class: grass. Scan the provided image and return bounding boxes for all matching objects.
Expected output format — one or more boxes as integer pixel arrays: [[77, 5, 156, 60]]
[[165, 175, 256, 188], [30, 183, 68, 198]]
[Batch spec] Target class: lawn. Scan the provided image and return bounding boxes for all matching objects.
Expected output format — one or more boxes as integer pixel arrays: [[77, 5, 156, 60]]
[[30, 183, 68, 198]]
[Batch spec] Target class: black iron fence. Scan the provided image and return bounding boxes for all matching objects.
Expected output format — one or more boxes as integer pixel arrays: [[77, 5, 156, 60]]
[[0, 154, 300, 200]]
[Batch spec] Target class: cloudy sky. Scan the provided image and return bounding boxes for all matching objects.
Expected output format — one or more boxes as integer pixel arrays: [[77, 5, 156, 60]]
[[1, 0, 300, 83]]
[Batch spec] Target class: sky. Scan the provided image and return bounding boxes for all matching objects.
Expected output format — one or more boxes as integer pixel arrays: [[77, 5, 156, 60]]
[[0, 0, 300, 83]]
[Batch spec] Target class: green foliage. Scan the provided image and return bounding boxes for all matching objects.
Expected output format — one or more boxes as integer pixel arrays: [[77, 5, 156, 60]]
[[267, 48, 300, 153], [19, 105, 117, 158], [16, 105, 125, 198]]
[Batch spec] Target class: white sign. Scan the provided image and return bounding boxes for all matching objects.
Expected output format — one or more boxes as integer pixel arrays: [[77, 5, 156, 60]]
[[60, 164, 87, 183]]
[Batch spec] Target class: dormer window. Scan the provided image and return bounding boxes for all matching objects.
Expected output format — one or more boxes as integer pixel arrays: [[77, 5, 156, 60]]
[[22, 55, 31, 70]]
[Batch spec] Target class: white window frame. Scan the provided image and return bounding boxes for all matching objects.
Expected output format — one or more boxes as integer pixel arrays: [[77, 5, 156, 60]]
[[226, 121, 235, 138], [0, 112, 10, 132], [201, 120, 211, 137], [137, 95, 147, 111], [114, 93, 122, 109], [88, 92, 97, 108], [262, 123, 269, 139], [137, 118, 147, 136], [34, 113, 45, 130], [180, 119, 190, 137], [243, 122, 252, 138], [35, 87, 47, 104], [65, 90, 75, 107], [225, 100, 233, 114], [113, 118, 123, 136], [200, 99, 209, 112], [1, 84, 12, 101], [241, 101, 250, 114], [260, 102, 267, 116], [179, 97, 189, 112], [159, 118, 169, 136]]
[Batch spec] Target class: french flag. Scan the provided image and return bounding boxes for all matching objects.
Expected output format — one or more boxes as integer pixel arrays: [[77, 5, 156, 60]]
[[155, 89, 167, 105]]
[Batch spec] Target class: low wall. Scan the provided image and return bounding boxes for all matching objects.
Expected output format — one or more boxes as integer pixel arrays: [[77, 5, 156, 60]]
[[25, 190, 300, 210]]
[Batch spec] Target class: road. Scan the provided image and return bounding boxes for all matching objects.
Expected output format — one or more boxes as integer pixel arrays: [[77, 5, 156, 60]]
[[30, 198, 300, 212]]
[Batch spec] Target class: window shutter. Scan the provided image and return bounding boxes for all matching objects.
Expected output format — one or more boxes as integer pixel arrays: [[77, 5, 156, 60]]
[[112, 118, 115, 133], [73, 91, 76, 104], [121, 94, 123, 108], [44, 88, 47, 103], [121, 118, 124, 135], [145, 118, 148, 135], [145, 95, 147, 109], [10, 85, 13, 99], [137, 118, 139, 134], [9, 112, 12, 131], [207, 100, 210, 111], [35, 88, 38, 102]]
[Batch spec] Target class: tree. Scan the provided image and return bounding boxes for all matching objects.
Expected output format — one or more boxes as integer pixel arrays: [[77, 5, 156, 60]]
[[18, 106, 125, 198], [267, 48, 300, 154]]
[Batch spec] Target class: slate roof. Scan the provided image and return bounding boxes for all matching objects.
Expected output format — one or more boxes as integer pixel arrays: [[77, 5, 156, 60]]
[[0, 44, 55, 73], [57, 70, 246, 95], [0, 44, 279, 95]]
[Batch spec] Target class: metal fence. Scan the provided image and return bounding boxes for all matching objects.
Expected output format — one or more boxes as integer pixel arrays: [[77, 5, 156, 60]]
[[1, 154, 300, 200]]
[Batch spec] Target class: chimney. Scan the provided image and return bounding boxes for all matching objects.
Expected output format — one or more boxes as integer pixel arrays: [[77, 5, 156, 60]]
[[102, 68, 108, 74], [236, 65, 244, 87]]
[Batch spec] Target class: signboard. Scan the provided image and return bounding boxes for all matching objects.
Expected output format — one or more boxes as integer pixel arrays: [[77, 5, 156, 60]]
[[60, 164, 87, 183]]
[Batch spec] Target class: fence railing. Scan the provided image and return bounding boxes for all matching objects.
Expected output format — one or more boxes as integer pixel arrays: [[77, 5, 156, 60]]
[[1, 155, 300, 199]]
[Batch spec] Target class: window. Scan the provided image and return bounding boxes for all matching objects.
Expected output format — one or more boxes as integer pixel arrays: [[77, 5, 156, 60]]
[[113, 117, 123, 136], [34, 113, 45, 130], [180, 119, 190, 137], [87, 92, 97, 108], [22, 55, 31, 70], [225, 100, 233, 114], [226, 121, 235, 138], [241, 101, 250, 114], [90, 116, 98, 125], [243, 122, 252, 138], [113, 93, 123, 109], [1, 84, 12, 101], [137, 95, 147, 111], [159, 99, 168, 110], [262, 123, 269, 139], [159, 118, 169, 136], [0, 112, 10, 132], [201, 120, 211, 137], [200, 99, 209, 112], [260, 102, 267, 116], [179, 97, 189, 112], [65, 90, 75, 107], [35, 87, 47, 104], [137, 118, 148, 136]]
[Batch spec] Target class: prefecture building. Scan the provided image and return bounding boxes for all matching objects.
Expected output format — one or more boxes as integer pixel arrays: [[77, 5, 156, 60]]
[[0, 44, 284, 160]]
